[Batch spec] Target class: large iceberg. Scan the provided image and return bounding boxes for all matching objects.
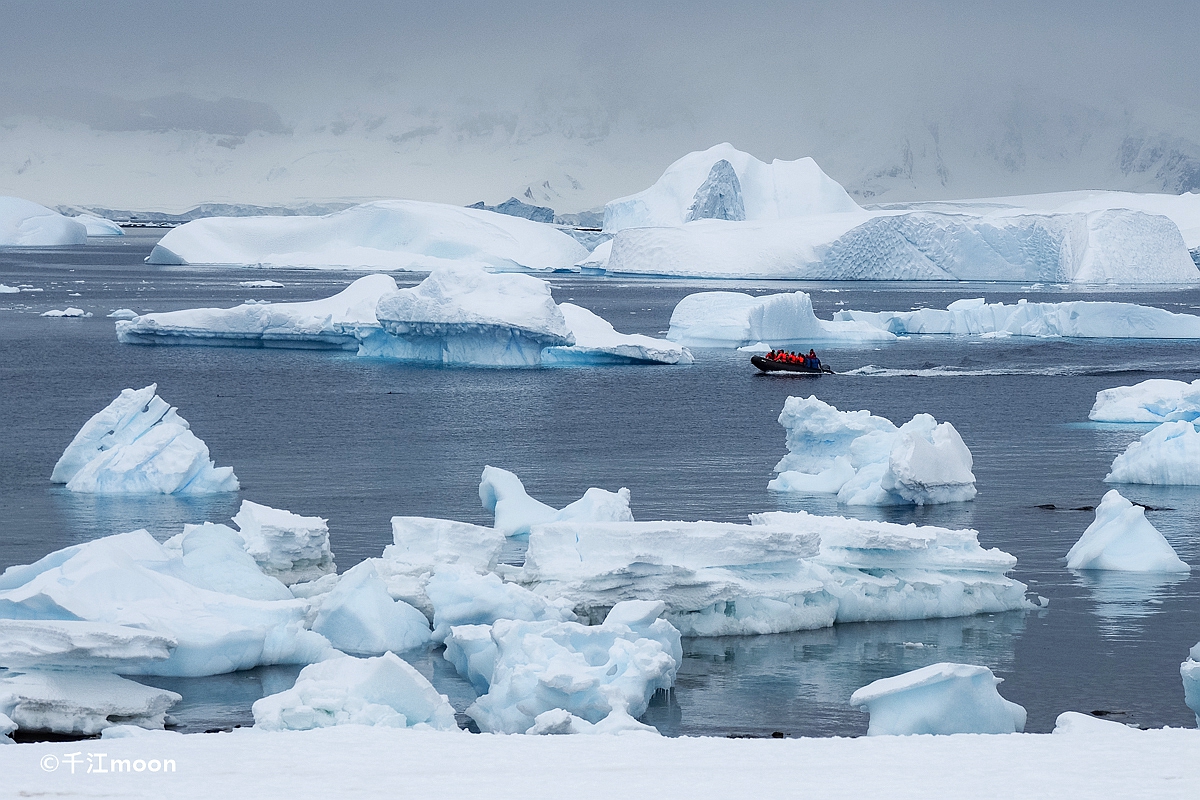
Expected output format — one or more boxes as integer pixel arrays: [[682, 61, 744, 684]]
[[231, 500, 336, 585], [836, 297, 1200, 338], [1065, 491, 1189, 572], [667, 291, 895, 348], [147, 199, 588, 270], [1105, 421, 1200, 485], [116, 274, 398, 349], [1090, 379, 1200, 423], [51, 384, 239, 495], [1183, 642, 1200, 727], [543, 303, 694, 365], [0, 670, 180, 736], [768, 396, 977, 506], [850, 663, 1026, 735], [0, 196, 88, 246], [479, 465, 634, 536]]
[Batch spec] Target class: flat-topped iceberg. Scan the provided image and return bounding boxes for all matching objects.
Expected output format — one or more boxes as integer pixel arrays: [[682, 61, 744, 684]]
[[1066, 490, 1189, 572], [51, 384, 238, 495], [479, 465, 634, 536], [768, 396, 977, 506], [1105, 421, 1200, 485], [0, 619, 176, 670], [837, 297, 1200, 338], [1183, 642, 1200, 727], [147, 199, 588, 270], [0, 196, 88, 246], [1090, 379, 1200, 422], [116, 274, 397, 349], [667, 291, 895, 348], [543, 303, 694, 365], [0, 670, 180, 736], [850, 663, 1026, 735]]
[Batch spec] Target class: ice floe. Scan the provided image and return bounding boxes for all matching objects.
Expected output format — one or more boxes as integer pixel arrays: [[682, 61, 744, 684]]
[[479, 465, 634, 536], [1066, 490, 1189, 572], [1105, 421, 1200, 485], [0, 196, 88, 246], [72, 213, 124, 237], [667, 291, 895, 348], [231, 500, 336, 585], [107, 308, 138, 319], [1090, 379, 1200, 423], [51, 384, 238, 495], [1183, 642, 1200, 727], [850, 662, 1026, 735], [0, 620, 176, 670], [41, 307, 91, 318], [768, 396, 977, 506], [0, 670, 180, 736]]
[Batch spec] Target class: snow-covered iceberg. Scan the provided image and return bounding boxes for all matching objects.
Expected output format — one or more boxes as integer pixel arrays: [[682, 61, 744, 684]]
[[1105, 421, 1200, 485], [116, 274, 397, 349], [1066, 490, 1189, 572], [0, 196, 88, 246], [231, 500, 336, 585], [1090, 379, 1200, 423], [1183, 642, 1200, 727], [72, 213, 124, 237], [0, 670, 180, 736], [252, 653, 458, 731], [667, 291, 895, 348], [479, 465, 634, 536], [147, 199, 588, 271], [768, 396, 977, 506], [850, 662, 1026, 735], [837, 297, 1200, 338], [51, 385, 238, 495], [543, 303, 694, 365]]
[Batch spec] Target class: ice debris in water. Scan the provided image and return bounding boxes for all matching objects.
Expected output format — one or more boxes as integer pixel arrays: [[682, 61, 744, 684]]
[[1066, 490, 1189, 572], [51, 384, 239, 495], [1105, 421, 1200, 485], [850, 662, 1026, 735], [768, 396, 977, 506], [0, 670, 181, 736], [1183, 642, 1200, 727], [1090, 378, 1200, 423], [41, 307, 91, 318], [479, 465, 633, 536]]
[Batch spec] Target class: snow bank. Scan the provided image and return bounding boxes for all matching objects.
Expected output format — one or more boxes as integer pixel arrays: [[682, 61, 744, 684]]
[[667, 291, 895, 348], [837, 297, 1200, 338], [543, 303, 694, 365], [1105, 421, 1200, 484], [1066, 490, 1189, 572], [72, 213, 124, 236], [116, 274, 398, 349], [603, 143, 860, 232], [1183, 642, 1200, 727], [50, 384, 238, 495], [479, 466, 633, 536], [0, 670, 180, 736], [0, 619, 175, 670], [231, 500, 336, 585], [310, 563, 432, 656], [769, 396, 977, 506], [0, 196, 88, 246], [850, 663, 1026, 735], [147, 199, 587, 271], [1090, 379, 1200, 422], [253, 652, 458, 731]]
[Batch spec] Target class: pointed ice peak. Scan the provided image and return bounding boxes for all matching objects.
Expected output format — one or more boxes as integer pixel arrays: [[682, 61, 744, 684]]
[[685, 159, 745, 222]]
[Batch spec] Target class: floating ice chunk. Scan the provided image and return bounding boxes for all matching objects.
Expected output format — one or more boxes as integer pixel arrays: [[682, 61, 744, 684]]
[[0, 284, 20, 293], [850, 663, 1026, 735], [426, 566, 575, 643], [667, 290, 894, 348], [1090, 379, 1200, 423], [1105, 421, 1200, 485], [311, 563, 431, 656], [737, 341, 771, 353], [231, 500, 336, 585], [72, 213, 124, 237], [442, 624, 497, 693], [238, 279, 284, 288], [117, 274, 398, 349], [0, 197, 88, 246], [41, 307, 91, 318], [0, 670, 180, 736], [146, 199, 587, 270], [769, 396, 976, 506], [1066, 490, 1189, 572], [479, 465, 633, 536], [173, 523, 295, 601], [575, 238, 612, 269], [107, 308, 138, 319], [1183, 642, 1200, 727], [543, 303, 694, 365], [1052, 711, 1139, 735], [252, 652, 458, 731], [0, 619, 175, 669], [51, 384, 238, 495], [0, 711, 13, 743]]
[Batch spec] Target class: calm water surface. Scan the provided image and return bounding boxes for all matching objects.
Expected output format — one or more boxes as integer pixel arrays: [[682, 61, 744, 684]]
[[2, 232, 1198, 737]]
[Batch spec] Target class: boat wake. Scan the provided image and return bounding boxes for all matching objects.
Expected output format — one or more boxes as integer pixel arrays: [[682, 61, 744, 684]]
[[840, 364, 1175, 378]]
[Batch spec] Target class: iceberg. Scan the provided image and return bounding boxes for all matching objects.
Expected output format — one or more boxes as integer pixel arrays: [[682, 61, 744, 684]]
[[667, 291, 895, 348], [1066, 490, 1189, 572], [1090, 379, 1200, 423], [0, 670, 180, 736], [836, 297, 1200, 338], [147, 199, 588, 271], [231, 500, 336, 585], [311, 563, 432, 656], [51, 384, 239, 495], [0, 196, 88, 246], [769, 396, 977, 506], [252, 652, 458, 732], [163, 523, 294, 602], [72, 213, 124, 237], [116, 274, 397, 349], [1183, 642, 1200, 727], [41, 307, 91, 318], [850, 663, 1026, 735], [426, 567, 575, 643], [575, 239, 612, 270], [1105, 421, 1200, 485], [0, 619, 175, 670], [479, 465, 634, 536], [543, 303, 694, 365]]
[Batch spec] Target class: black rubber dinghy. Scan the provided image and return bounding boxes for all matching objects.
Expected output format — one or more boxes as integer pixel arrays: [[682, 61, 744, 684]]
[[751, 355, 834, 375]]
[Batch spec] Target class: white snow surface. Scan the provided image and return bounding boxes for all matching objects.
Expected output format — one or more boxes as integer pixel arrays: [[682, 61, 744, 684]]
[[1090, 379, 1200, 423], [72, 213, 124, 236], [769, 396, 977, 506], [667, 291, 895, 348], [50, 385, 238, 495], [0, 196, 88, 246], [252, 652, 458, 732], [1105, 421, 1200, 485], [0, 670, 180, 736], [311, 563, 432, 656], [231, 500, 336, 585], [836, 297, 1200, 338], [116, 274, 398, 349], [850, 663, 1026, 736], [147, 199, 587, 271], [0, 619, 175, 670], [478, 466, 634, 537], [543, 303, 693, 365], [1184, 643, 1200, 727], [1065, 490, 1189, 572]]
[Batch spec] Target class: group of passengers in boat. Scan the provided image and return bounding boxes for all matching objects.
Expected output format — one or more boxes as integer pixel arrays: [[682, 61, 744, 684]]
[[766, 348, 821, 369]]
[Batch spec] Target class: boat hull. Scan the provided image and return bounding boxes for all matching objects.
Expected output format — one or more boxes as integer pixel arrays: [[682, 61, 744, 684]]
[[751, 355, 832, 375]]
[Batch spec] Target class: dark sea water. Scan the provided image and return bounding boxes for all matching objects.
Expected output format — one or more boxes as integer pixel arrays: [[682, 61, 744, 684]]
[[2, 231, 1199, 737]]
